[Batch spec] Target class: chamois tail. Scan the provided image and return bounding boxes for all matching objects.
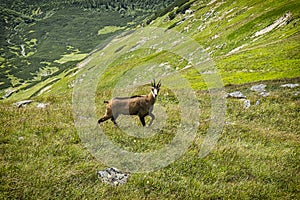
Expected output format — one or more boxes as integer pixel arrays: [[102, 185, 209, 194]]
[[104, 100, 109, 104]]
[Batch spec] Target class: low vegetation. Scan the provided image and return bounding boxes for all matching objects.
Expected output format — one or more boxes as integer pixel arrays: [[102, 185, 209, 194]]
[[0, 0, 299, 199], [1, 76, 299, 199], [0, 0, 176, 90]]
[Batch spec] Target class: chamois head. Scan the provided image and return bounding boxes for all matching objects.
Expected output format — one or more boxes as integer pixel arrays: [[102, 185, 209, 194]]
[[151, 79, 161, 99]]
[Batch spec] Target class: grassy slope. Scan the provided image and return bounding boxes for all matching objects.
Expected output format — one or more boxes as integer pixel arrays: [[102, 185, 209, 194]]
[[0, 0, 175, 90], [1, 78, 299, 199], [151, 0, 300, 85], [1, 0, 300, 199]]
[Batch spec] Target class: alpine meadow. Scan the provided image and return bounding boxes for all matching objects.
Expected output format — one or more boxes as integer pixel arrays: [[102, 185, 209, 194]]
[[0, 0, 299, 199]]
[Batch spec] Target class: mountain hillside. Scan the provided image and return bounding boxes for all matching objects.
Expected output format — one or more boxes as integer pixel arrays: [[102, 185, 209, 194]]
[[150, 0, 299, 83], [0, 0, 175, 92], [1, 0, 299, 199], [1, 0, 299, 100]]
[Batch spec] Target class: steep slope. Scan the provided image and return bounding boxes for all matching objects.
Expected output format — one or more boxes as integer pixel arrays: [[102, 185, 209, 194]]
[[1, 1, 299, 199], [0, 0, 176, 92], [150, 0, 300, 84], [2, 0, 299, 100]]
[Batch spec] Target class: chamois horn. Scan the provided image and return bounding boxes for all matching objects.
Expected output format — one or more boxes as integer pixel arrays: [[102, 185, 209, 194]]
[[157, 80, 161, 88], [152, 79, 156, 87]]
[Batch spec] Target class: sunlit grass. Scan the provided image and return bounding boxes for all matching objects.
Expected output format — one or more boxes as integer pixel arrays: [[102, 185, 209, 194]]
[[54, 53, 88, 64], [98, 26, 126, 35]]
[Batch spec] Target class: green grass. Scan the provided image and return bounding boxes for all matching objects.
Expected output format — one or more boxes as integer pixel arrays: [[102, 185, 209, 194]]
[[54, 53, 88, 64], [1, 77, 299, 199], [1, 0, 300, 199], [98, 26, 126, 35], [148, 0, 300, 87], [0, 4, 154, 90]]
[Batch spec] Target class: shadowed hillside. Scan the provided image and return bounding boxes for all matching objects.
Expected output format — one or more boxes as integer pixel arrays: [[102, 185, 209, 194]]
[[0, 0, 176, 91]]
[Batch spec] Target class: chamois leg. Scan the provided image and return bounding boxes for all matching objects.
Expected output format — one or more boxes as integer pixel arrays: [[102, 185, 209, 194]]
[[148, 112, 155, 126], [98, 108, 113, 125], [111, 114, 119, 126], [139, 115, 146, 126], [98, 115, 111, 124]]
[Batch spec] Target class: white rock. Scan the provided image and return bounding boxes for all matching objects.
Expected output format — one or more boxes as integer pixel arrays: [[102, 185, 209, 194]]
[[256, 99, 261, 105], [97, 167, 129, 186], [227, 91, 246, 99], [250, 84, 266, 92], [281, 83, 299, 88], [244, 99, 251, 109], [259, 92, 270, 97], [13, 100, 34, 108], [253, 12, 292, 37], [37, 103, 48, 109]]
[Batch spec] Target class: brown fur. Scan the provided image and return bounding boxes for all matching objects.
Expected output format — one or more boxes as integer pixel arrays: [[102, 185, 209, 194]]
[[98, 80, 161, 126]]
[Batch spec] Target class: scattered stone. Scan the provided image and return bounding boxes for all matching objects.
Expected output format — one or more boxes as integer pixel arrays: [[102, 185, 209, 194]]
[[37, 103, 48, 109], [228, 44, 247, 55], [208, 0, 217, 6], [250, 84, 270, 97], [255, 99, 261, 106], [13, 100, 34, 108], [68, 78, 84, 88], [18, 136, 24, 141], [37, 85, 52, 96], [280, 83, 299, 88], [295, 91, 300, 96], [97, 167, 129, 186], [244, 99, 251, 109], [250, 84, 267, 92], [2, 89, 15, 99], [227, 91, 246, 99], [259, 91, 270, 97], [185, 9, 193, 15], [253, 12, 292, 37]]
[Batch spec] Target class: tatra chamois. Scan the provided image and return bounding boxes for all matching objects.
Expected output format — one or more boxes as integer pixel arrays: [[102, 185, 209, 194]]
[[98, 80, 161, 126]]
